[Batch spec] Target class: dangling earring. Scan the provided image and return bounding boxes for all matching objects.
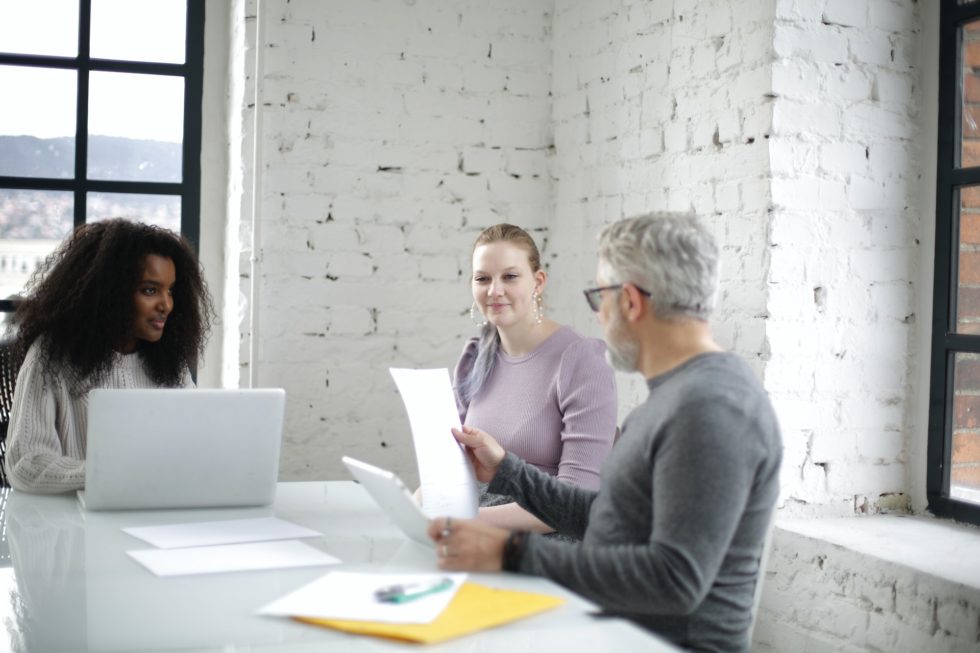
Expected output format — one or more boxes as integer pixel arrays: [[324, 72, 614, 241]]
[[532, 291, 544, 325], [470, 302, 487, 327]]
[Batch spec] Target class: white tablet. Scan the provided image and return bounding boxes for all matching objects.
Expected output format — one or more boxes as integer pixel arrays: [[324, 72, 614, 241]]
[[341, 456, 433, 548]]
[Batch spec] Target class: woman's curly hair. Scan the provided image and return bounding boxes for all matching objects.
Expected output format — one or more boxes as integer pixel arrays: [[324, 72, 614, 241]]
[[12, 219, 215, 394]]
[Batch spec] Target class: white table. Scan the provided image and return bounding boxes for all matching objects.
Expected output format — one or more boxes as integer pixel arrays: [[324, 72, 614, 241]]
[[0, 482, 678, 652]]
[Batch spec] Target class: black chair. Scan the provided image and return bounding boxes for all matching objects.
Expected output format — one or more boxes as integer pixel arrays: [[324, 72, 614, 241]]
[[0, 341, 15, 488]]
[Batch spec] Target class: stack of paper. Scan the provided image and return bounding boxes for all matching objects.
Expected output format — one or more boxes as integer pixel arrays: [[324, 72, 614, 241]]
[[124, 517, 340, 576], [258, 571, 566, 644]]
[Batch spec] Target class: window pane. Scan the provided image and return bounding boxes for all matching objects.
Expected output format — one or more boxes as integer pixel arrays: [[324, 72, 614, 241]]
[[952, 353, 980, 506], [963, 19, 980, 168], [0, 0, 78, 57], [0, 189, 73, 299], [957, 186, 980, 333], [0, 66, 77, 179], [88, 72, 183, 182], [87, 193, 180, 233], [91, 0, 186, 64]]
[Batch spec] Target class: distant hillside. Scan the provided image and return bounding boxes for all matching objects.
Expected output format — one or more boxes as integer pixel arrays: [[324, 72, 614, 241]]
[[0, 136, 182, 239], [0, 135, 181, 181]]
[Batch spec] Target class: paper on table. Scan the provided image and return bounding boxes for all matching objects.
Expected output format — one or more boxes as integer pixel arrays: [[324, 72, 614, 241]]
[[128, 540, 340, 577], [122, 517, 322, 549], [295, 582, 567, 644], [389, 368, 478, 519], [258, 571, 467, 625]]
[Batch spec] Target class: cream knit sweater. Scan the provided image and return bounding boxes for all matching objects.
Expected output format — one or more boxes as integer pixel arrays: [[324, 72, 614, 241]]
[[4, 341, 191, 494]]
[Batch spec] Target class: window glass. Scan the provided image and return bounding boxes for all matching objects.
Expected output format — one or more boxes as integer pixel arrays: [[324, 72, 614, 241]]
[[0, 0, 78, 57], [90, 0, 186, 64], [0, 189, 73, 299], [88, 71, 184, 182], [952, 353, 980, 505], [957, 186, 980, 333], [932, 0, 980, 524], [87, 192, 180, 233], [962, 19, 980, 168], [0, 2, 200, 326], [0, 66, 77, 179]]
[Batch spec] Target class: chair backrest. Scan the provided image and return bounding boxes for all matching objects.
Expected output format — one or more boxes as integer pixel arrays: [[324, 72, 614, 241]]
[[0, 340, 16, 487], [747, 505, 778, 644]]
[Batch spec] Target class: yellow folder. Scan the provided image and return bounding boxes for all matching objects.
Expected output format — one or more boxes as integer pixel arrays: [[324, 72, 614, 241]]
[[294, 582, 566, 644]]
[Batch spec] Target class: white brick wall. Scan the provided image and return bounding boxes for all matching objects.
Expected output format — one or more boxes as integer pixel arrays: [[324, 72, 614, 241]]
[[768, 0, 921, 516], [548, 0, 776, 414], [245, 0, 554, 482], [237, 0, 926, 511], [754, 521, 980, 653]]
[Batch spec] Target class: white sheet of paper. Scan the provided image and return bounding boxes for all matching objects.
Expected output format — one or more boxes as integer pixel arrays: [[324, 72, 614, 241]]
[[128, 540, 340, 577], [122, 517, 322, 549], [389, 368, 478, 519], [257, 571, 466, 624]]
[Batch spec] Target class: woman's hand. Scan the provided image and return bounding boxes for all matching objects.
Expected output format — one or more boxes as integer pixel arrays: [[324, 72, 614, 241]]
[[452, 426, 506, 483], [428, 516, 509, 572]]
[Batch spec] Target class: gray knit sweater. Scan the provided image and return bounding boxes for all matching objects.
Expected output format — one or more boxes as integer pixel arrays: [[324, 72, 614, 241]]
[[488, 352, 782, 652], [5, 341, 191, 494]]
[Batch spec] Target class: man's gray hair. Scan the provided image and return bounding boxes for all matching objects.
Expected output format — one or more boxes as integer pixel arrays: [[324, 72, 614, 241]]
[[597, 212, 719, 321]]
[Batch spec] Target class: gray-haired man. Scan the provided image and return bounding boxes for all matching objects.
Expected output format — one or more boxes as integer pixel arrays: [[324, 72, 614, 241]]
[[428, 213, 782, 653]]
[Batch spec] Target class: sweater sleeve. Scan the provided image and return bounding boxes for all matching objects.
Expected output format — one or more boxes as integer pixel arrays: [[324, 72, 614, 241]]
[[512, 397, 769, 616], [5, 344, 85, 493], [554, 338, 617, 490], [489, 452, 598, 539]]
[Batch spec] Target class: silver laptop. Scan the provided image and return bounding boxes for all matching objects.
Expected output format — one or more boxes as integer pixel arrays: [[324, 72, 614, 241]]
[[79, 388, 286, 511], [341, 456, 433, 548]]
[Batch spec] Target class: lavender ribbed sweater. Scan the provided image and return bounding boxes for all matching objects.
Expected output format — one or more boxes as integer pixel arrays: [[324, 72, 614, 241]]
[[453, 326, 617, 491]]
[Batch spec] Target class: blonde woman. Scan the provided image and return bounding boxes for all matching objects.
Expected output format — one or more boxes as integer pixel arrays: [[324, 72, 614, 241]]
[[454, 224, 617, 533]]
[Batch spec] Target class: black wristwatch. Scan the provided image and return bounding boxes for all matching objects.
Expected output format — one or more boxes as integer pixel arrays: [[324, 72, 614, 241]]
[[502, 530, 526, 572]]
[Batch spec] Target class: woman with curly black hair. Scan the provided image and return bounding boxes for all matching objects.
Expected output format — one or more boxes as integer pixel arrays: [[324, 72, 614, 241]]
[[4, 218, 214, 493]]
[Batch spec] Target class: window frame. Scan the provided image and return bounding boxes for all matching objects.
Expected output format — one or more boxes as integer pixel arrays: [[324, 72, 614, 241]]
[[0, 0, 204, 313], [928, 0, 980, 525]]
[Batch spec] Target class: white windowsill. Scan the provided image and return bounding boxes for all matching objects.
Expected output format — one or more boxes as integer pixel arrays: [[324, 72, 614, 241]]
[[777, 514, 980, 590]]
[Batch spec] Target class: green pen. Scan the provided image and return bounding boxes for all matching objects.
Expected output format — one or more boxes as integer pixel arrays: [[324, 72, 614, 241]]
[[374, 577, 454, 603]]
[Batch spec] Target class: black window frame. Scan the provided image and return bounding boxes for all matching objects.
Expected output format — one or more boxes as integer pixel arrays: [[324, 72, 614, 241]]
[[0, 0, 205, 313], [928, 0, 980, 525]]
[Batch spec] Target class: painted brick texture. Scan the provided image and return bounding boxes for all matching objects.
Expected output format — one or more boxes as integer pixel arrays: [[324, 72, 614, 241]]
[[234, 0, 980, 648], [242, 0, 938, 517], [754, 527, 980, 653], [249, 0, 554, 482], [547, 0, 776, 412], [768, 0, 923, 516]]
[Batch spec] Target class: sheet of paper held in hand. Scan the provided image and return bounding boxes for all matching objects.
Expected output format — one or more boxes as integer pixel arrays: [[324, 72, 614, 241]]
[[389, 368, 478, 519]]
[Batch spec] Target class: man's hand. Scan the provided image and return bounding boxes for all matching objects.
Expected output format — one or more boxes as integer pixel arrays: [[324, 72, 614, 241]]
[[428, 516, 509, 572], [452, 426, 506, 483]]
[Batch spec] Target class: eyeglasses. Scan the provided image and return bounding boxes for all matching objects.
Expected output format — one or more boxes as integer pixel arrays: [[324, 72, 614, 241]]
[[582, 284, 652, 312]]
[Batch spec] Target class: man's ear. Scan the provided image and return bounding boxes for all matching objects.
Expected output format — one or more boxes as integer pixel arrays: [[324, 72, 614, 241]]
[[621, 283, 648, 323]]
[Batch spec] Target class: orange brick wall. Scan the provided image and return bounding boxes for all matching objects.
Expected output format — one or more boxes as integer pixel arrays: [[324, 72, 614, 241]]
[[954, 28, 980, 492], [953, 23, 980, 493]]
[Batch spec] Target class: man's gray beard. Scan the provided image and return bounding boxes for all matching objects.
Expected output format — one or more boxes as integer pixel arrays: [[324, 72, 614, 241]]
[[604, 312, 640, 372]]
